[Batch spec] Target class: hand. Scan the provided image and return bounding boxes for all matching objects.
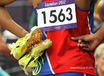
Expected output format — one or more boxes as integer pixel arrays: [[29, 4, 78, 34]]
[[71, 34, 102, 51], [28, 0, 42, 8]]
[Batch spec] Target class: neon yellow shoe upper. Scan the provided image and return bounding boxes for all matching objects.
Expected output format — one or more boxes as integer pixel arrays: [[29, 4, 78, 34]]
[[18, 39, 52, 75], [9, 33, 30, 60], [9, 27, 52, 75]]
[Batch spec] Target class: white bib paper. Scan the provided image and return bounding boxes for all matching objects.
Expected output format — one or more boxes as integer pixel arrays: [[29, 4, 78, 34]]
[[35, 0, 77, 31]]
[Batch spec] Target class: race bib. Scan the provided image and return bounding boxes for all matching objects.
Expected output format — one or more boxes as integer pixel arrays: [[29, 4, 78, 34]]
[[35, 0, 77, 31]]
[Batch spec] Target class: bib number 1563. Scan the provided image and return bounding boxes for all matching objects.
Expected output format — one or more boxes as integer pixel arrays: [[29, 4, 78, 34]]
[[37, 4, 76, 27], [42, 7, 72, 24]]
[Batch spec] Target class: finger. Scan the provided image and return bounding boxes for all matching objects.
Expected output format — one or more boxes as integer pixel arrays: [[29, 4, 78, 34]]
[[32, 0, 42, 4], [33, 3, 37, 8], [38, 0, 42, 3], [78, 43, 88, 48], [31, 0, 42, 8], [71, 36, 85, 41], [82, 44, 95, 51], [78, 40, 82, 43], [71, 37, 81, 41], [82, 47, 90, 51]]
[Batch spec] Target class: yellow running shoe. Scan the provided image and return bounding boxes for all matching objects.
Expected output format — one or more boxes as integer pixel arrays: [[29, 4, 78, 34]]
[[9, 27, 42, 60], [18, 39, 52, 75], [9, 26, 52, 75]]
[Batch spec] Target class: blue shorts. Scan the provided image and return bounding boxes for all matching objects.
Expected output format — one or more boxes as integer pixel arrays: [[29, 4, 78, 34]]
[[35, 72, 94, 76]]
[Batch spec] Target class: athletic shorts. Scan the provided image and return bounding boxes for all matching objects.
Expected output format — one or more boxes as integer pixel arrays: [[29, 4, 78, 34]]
[[35, 72, 94, 76]]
